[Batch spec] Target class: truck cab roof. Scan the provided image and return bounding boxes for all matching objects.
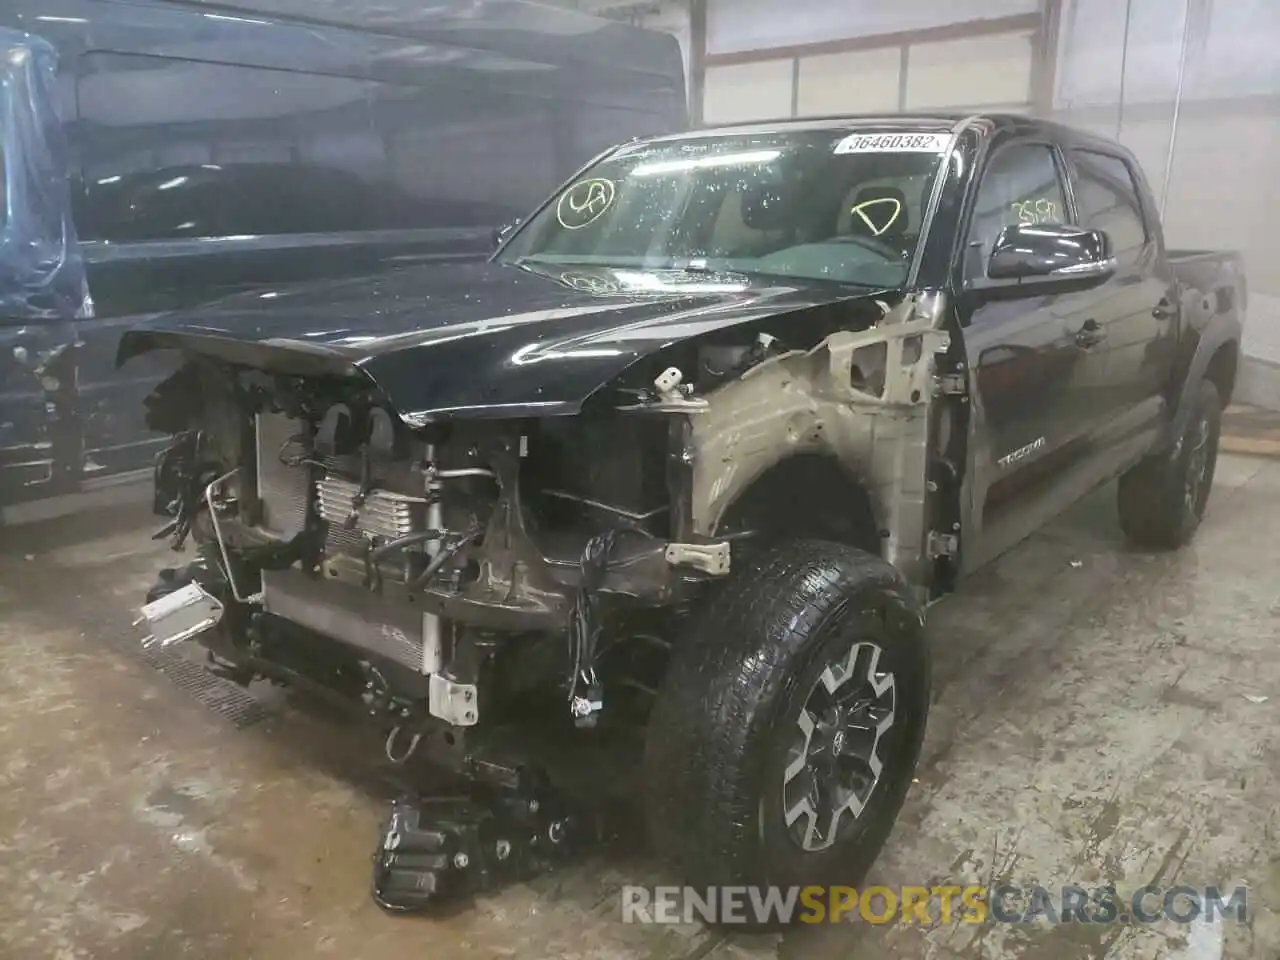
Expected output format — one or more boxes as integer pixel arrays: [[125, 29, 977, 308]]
[[641, 113, 1142, 163]]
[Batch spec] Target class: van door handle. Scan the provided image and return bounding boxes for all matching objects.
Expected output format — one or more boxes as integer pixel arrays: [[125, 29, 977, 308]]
[[1073, 318, 1105, 348]]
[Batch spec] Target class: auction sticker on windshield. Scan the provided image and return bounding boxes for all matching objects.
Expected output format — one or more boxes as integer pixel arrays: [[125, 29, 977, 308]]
[[834, 132, 949, 154]]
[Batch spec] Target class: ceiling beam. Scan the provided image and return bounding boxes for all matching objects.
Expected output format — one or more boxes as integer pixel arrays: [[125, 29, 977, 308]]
[[703, 13, 1042, 68]]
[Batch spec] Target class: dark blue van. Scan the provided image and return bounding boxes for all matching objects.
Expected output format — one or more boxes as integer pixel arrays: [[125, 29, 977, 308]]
[[0, 0, 686, 521]]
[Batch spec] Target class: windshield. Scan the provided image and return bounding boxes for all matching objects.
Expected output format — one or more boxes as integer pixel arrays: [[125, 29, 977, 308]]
[[499, 129, 950, 288]]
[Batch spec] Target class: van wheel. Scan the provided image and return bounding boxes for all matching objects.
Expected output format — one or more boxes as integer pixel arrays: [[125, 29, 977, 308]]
[[643, 540, 929, 905], [1118, 378, 1222, 550]]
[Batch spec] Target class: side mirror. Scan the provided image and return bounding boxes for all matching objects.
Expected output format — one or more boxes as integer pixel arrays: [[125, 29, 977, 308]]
[[492, 219, 521, 249], [987, 223, 1115, 284]]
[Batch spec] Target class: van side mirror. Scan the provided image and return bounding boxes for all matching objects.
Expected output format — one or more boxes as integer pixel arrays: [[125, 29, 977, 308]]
[[492, 219, 521, 249], [987, 224, 1116, 284]]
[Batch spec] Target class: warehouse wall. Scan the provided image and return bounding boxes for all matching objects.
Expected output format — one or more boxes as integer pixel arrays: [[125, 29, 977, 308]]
[[702, 0, 1041, 121], [1053, 0, 1280, 372], [705, 0, 1036, 52]]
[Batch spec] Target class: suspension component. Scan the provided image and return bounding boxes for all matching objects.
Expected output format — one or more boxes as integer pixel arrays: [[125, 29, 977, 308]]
[[371, 772, 582, 912]]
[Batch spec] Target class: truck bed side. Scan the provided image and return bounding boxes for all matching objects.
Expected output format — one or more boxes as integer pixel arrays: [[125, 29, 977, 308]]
[[1166, 248, 1245, 422]]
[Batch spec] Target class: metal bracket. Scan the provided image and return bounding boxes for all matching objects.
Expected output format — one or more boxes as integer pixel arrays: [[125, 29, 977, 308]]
[[664, 540, 731, 576], [428, 674, 479, 726], [614, 396, 710, 413], [932, 372, 968, 396], [571, 692, 604, 724], [926, 531, 959, 559], [616, 365, 711, 413], [135, 581, 224, 649]]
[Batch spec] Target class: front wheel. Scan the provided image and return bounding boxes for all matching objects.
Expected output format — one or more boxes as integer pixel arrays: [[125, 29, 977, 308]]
[[1118, 379, 1222, 550], [643, 540, 930, 902]]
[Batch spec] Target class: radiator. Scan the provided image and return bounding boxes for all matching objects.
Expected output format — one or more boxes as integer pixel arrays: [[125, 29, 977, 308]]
[[255, 412, 309, 540], [254, 413, 440, 673]]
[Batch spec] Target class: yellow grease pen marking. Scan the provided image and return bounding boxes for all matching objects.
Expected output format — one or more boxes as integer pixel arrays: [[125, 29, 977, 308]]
[[556, 178, 616, 229], [1010, 198, 1060, 225], [850, 196, 902, 237]]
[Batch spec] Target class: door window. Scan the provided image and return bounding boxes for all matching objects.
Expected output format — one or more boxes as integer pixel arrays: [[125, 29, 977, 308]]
[[965, 143, 1068, 278], [1070, 150, 1147, 264]]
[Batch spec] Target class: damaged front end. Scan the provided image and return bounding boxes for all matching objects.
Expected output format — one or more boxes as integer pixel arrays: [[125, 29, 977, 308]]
[[136, 285, 956, 732], [135, 349, 733, 742], [129, 283, 959, 908]]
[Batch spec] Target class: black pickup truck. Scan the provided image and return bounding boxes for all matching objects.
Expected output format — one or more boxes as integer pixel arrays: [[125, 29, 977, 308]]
[[124, 114, 1244, 909]]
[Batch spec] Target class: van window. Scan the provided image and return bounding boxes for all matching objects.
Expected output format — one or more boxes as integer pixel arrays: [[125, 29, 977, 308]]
[[74, 53, 386, 241], [366, 85, 672, 231], [368, 82, 561, 229]]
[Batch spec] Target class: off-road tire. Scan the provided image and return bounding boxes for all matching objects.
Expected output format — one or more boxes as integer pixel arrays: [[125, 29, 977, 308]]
[[643, 539, 930, 901], [1118, 379, 1222, 550]]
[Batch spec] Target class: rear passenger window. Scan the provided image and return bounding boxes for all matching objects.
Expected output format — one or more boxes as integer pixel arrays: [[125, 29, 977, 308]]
[[966, 143, 1068, 276], [1071, 151, 1147, 263]]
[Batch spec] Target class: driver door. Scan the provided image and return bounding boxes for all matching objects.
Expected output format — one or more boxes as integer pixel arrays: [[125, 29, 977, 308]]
[[957, 140, 1107, 572]]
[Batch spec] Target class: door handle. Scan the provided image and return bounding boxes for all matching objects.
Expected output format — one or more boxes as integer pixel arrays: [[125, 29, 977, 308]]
[[1152, 300, 1176, 321], [1073, 319, 1105, 348]]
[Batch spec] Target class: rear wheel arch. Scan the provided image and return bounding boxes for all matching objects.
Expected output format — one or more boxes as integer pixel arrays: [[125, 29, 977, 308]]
[[1204, 340, 1239, 407], [1119, 377, 1222, 550], [1165, 324, 1240, 449]]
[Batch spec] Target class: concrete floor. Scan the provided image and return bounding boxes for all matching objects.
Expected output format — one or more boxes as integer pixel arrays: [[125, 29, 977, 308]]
[[1, 455, 1278, 960]]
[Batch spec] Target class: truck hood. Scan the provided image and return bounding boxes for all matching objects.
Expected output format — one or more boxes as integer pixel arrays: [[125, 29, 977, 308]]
[[119, 259, 888, 424]]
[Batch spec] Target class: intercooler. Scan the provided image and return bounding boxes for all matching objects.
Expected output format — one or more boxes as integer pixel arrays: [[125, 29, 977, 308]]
[[254, 412, 442, 675], [261, 567, 437, 673]]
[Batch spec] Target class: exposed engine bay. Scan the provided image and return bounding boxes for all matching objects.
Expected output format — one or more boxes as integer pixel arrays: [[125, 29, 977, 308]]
[[144, 361, 736, 732], [136, 287, 954, 744], [130, 289, 955, 909]]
